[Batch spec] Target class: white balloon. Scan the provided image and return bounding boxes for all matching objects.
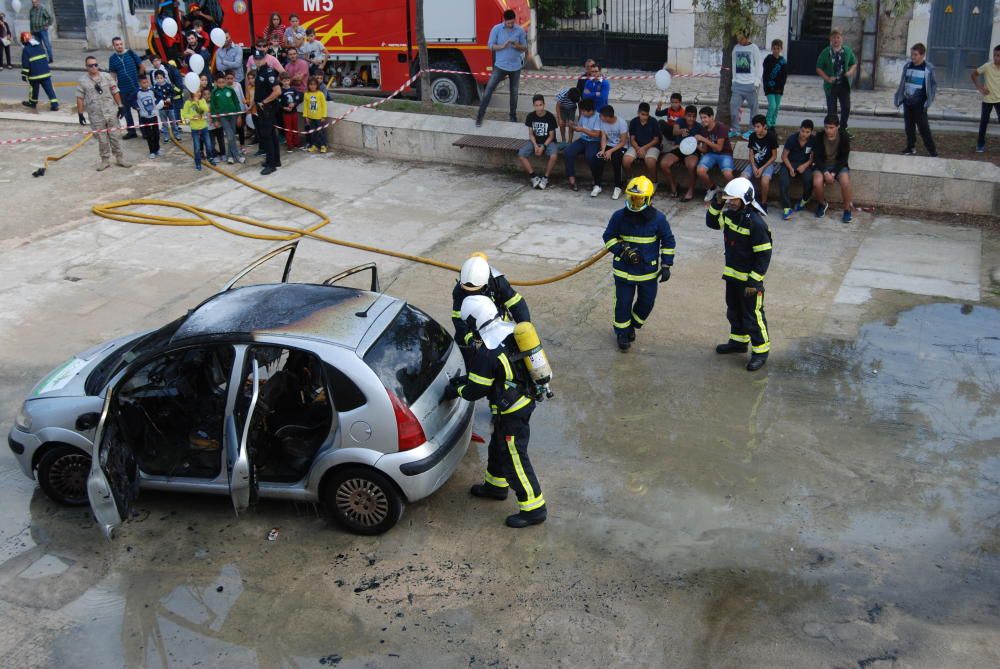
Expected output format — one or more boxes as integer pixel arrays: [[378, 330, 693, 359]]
[[189, 53, 205, 75], [654, 69, 672, 92], [161, 17, 178, 38], [210, 28, 226, 48], [12, 0, 22, 13], [679, 136, 698, 156], [184, 71, 201, 94]]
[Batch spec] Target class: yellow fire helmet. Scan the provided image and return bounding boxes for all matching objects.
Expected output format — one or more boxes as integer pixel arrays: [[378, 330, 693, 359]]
[[625, 176, 655, 212]]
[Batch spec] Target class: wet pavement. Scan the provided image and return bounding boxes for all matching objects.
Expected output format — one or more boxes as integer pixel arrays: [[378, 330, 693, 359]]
[[0, 117, 998, 668]]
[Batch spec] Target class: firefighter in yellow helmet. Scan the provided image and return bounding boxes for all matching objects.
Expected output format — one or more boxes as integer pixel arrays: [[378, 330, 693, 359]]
[[601, 176, 676, 351]]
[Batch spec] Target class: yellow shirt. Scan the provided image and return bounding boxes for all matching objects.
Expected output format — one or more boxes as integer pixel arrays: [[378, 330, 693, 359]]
[[977, 62, 1000, 104], [302, 91, 327, 120], [181, 98, 210, 130]]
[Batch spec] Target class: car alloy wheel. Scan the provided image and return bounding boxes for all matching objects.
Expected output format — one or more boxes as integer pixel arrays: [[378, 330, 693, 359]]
[[324, 467, 403, 535], [337, 477, 389, 526], [37, 446, 91, 506]]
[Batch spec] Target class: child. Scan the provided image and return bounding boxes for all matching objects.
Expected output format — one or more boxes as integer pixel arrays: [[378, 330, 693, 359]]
[[597, 104, 629, 199], [226, 70, 248, 148], [279, 72, 303, 151], [742, 114, 779, 212], [970, 43, 999, 153], [165, 59, 186, 137], [181, 88, 214, 170], [659, 104, 702, 201], [693, 106, 735, 202], [211, 70, 244, 164], [517, 93, 558, 189], [152, 70, 175, 142], [894, 42, 938, 157], [580, 62, 610, 111], [811, 114, 853, 222], [623, 102, 660, 182], [655, 92, 685, 124], [302, 76, 328, 153], [563, 98, 602, 193], [554, 86, 580, 142], [731, 32, 762, 138], [762, 39, 787, 129], [133, 74, 163, 158]]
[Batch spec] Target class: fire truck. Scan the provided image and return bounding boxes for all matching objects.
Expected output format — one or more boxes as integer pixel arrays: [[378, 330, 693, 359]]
[[144, 0, 532, 106]]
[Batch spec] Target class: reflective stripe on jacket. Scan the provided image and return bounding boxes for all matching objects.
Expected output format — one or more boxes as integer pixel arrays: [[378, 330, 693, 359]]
[[455, 339, 533, 416], [602, 206, 676, 282], [705, 205, 772, 287], [20, 42, 51, 81]]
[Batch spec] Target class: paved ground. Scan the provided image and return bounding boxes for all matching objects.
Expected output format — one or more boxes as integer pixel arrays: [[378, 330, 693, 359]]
[[0, 116, 999, 668]]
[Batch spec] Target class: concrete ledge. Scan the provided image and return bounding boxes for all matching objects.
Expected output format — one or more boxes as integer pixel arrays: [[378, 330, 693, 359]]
[[325, 102, 1000, 217]]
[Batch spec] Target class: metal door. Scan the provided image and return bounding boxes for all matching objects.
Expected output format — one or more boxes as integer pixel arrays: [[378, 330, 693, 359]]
[[52, 0, 86, 39], [928, 0, 994, 89]]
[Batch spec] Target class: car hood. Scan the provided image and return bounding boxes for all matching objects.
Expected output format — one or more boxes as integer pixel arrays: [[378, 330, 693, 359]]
[[29, 333, 141, 399]]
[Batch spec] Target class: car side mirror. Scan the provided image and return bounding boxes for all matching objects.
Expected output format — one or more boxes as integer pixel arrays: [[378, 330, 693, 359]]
[[76, 412, 100, 431]]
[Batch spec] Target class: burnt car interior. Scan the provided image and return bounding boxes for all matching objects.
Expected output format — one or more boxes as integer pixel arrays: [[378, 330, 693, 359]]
[[239, 347, 335, 483], [116, 345, 235, 479]]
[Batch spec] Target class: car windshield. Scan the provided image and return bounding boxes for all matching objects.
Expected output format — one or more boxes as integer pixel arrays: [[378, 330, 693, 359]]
[[84, 316, 186, 395], [363, 305, 452, 406]]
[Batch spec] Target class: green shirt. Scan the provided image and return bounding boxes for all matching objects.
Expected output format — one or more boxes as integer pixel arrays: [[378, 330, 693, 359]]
[[816, 45, 857, 92], [210, 85, 241, 115], [29, 5, 52, 33]]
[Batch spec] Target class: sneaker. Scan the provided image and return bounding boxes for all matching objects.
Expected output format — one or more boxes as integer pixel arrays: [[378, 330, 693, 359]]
[[237, 156, 246, 164], [208, 158, 218, 166], [703, 186, 718, 203], [308, 146, 318, 153], [195, 164, 202, 171], [901, 147, 916, 155], [538, 176, 549, 190], [254, 150, 266, 157], [975, 144, 985, 153], [570, 182, 579, 192], [590, 185, 603, 197], [227, 157, 235, 164], [793, 198, 808, 213], [782, 208, 793, 220], [474, 118, 483, 127], [530, 175, 541, 189], [149, 152, 157, 159], [842, 209, 853, 224], [320, 147, 327, 153], [816, 202, 829, 218], [612, 186, 622, 200], [154, 151, 162, 157], [929, 151, 938, 157]]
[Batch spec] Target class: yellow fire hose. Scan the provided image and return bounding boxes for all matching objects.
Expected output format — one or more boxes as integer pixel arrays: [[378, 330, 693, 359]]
[[31, 133, 93, 177], [51, 127, 608, 286]]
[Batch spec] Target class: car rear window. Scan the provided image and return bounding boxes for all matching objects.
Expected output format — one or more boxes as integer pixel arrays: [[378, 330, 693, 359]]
[[363, 305, 452, 406]]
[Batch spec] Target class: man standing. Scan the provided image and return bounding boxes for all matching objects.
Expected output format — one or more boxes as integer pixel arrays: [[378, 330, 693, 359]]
[[251, 48, 282, 175], [894, 43, 937, 157], [475, 9, 527, 126], [283, 47, 309, 93], [706, 178, 772, 371], [76, 56, 130, 171], [451, 253, 529, 350], [444, 295, 547, 529], [816, 29, 857, 133], [971, 44, 1000, 153], [730, 32, 762, 138], [19, 32, 57, 110], [215, 32, 245, 84], [602, 176, 676, 352], [28, 0, 53, 63], [108, 36, 145, 140]]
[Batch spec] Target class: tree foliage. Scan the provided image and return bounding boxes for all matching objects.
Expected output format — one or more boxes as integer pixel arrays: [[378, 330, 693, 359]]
[[694, 0, 783, 125]]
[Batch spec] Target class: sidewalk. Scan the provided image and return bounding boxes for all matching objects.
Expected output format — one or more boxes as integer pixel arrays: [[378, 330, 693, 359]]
[[41, 38, 987, 124]]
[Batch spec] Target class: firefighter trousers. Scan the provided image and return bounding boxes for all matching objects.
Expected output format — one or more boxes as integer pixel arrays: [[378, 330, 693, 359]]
[[28, 77, 58, 107], [482, 405, 545, 513], [725, 280, 770, 354], [613, 278, 658, 332]]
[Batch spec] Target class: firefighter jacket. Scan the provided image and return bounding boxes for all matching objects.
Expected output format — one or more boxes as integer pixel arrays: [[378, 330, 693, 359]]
[[21, 42, 51, 82], [602, 206, 676, 282], [451, 270, 530, 346], [455, 337, 533, 417], [706, 204, 772, 288]]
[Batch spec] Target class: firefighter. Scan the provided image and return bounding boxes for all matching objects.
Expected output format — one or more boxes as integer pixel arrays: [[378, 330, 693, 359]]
[[19, 32, 58, 111], [442, 295, 546, 529], [601, 175, 676, 351], [706, 177, 773, 371], [451, 253, 530, 349]]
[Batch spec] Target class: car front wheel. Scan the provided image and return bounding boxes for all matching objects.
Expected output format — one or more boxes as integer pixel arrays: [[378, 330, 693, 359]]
[[324, 467, 403, 535], [37, 445, 91, 506]]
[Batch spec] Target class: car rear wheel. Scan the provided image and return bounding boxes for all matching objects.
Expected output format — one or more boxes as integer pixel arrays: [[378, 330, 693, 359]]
[[324, 467, 403, 535], [37, 445, 91, 506]]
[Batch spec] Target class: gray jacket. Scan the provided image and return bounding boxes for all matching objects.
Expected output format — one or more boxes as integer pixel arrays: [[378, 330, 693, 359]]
[[215, 44, 245, 83], [893, 60, 937, 109]]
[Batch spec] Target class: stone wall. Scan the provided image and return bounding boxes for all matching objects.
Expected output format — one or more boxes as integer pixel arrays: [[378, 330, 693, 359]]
[[82, 1, 149, 49]]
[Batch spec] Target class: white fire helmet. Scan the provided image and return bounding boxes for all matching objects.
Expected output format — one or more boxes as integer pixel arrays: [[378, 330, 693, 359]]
[[460, 255, 491, 291], [721, 177, 767, 215], [460, 295, 514, 350]]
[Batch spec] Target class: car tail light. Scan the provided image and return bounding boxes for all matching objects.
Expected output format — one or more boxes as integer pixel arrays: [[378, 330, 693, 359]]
[[386, 388, 426, 452]]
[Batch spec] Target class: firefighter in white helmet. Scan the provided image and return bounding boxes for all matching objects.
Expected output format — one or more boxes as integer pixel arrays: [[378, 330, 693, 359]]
[[451, 253, 530, 349], [706, 177, 773, 371], [442, 295, 547, 528]]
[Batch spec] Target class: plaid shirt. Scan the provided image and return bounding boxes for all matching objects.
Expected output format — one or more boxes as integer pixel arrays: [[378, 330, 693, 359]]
[[29, 5, 52, 33]]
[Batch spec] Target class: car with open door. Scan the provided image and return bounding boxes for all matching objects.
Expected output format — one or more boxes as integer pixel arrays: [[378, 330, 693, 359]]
[[9, 244, 473, 536]]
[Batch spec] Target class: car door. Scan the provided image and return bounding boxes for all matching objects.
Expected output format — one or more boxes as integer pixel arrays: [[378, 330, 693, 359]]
[[222, 241, 299, 291], [225, 360, 258, 514], [86, 387, 137, 539]]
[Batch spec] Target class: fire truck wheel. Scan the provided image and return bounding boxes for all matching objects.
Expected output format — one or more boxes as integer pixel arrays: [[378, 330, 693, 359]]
[[426, 61, 475, 106]]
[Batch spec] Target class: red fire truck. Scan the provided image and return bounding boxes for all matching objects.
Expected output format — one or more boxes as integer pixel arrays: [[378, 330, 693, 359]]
[[145, 0, 532, 106]]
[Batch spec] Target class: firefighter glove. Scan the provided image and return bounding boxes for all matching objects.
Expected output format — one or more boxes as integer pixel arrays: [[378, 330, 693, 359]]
[[78, 112, 87, 125], [441, 384, 459, 402], [711, 191, 725, 209], [745, 286, 760, 297], [117, 106, 126, 120], [659, 266, 671, 283]]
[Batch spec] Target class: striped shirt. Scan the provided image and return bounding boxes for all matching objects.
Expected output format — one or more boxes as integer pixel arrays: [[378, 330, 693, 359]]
[[109, 49, 143, 94]]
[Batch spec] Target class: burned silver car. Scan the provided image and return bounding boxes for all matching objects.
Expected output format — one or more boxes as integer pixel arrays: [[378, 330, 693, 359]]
[[8, 246, 472, 537]]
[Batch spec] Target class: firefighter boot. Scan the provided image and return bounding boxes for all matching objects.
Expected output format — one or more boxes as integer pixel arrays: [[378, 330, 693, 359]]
[[470, 483, 508, 500], [746, 353, 768, 372], [616, 327, 634, 351], [716, 340, 749, 354], [505, 507, 547, 528]]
